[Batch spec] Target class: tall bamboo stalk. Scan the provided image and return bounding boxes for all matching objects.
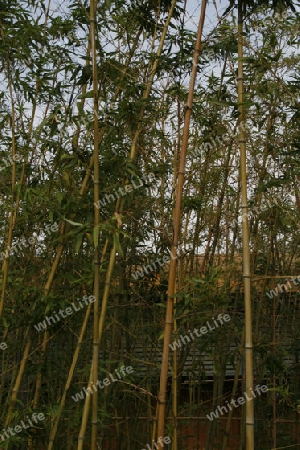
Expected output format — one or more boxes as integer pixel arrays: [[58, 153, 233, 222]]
[[237, 1, 254, 448], [77, 2, 178, 447], [89, 0, 101, 448], [156, 1, 207, 446], [0, 24, 17, 322], [172, 137, 180, 450]]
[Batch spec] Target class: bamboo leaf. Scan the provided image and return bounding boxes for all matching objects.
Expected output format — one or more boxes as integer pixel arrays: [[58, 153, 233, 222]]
[[74, 233, 84, 252], [64, 218, 84, 226], [158, 332, 165, 340], [113, 232, 123, 257], [77, 90, 94, 99]]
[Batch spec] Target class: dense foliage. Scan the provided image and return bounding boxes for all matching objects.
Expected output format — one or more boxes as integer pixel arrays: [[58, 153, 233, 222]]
[[0, 0, 299, 449]]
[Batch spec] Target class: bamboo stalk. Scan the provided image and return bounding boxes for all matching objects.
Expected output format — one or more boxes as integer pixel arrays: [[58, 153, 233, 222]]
[[221, 329, 245, 450], [89, 0, 101, 447], [129, 0, 177, 161], [0, 24, 17, 322], [1, 0, 73, 429], [77, 243, 117, 450], [47, 301, 93, 450], [272, 291, 277, 449], [3, 16, 125, 428], [2, 1, 142, 440], [156, 2, 207, 446], [4, 224, 66, 424], [172, 286, 178, 450], [77, 2, 179, 447], [4, 339, 31, 427], [237, 1, 254, 448], [172, 109, 181, 450], [27, 332, 48, 450]]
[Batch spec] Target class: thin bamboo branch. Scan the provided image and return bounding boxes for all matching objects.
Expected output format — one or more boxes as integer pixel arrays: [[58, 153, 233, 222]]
[[129, 0, 178, 161]]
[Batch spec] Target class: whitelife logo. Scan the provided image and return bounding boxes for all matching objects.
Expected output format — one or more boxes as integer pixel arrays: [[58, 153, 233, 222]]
[[0, 153, 22, 172], [141, 436, 171, 450], [132, 249, 181, 280], [266, 276, 300, 299], [34, 295, 95, 332], [0, 412, 45, 442], [169, 314, 231, 351], [0, 222, 59, 261], [72, 366, 133, 402], [206, 384, 268, 421], [0, 341, 7, 351], [94, 173, 155, 209]]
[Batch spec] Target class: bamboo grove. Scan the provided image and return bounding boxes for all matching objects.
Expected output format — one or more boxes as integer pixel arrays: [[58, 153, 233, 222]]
[[0, 0, 299, 449]]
